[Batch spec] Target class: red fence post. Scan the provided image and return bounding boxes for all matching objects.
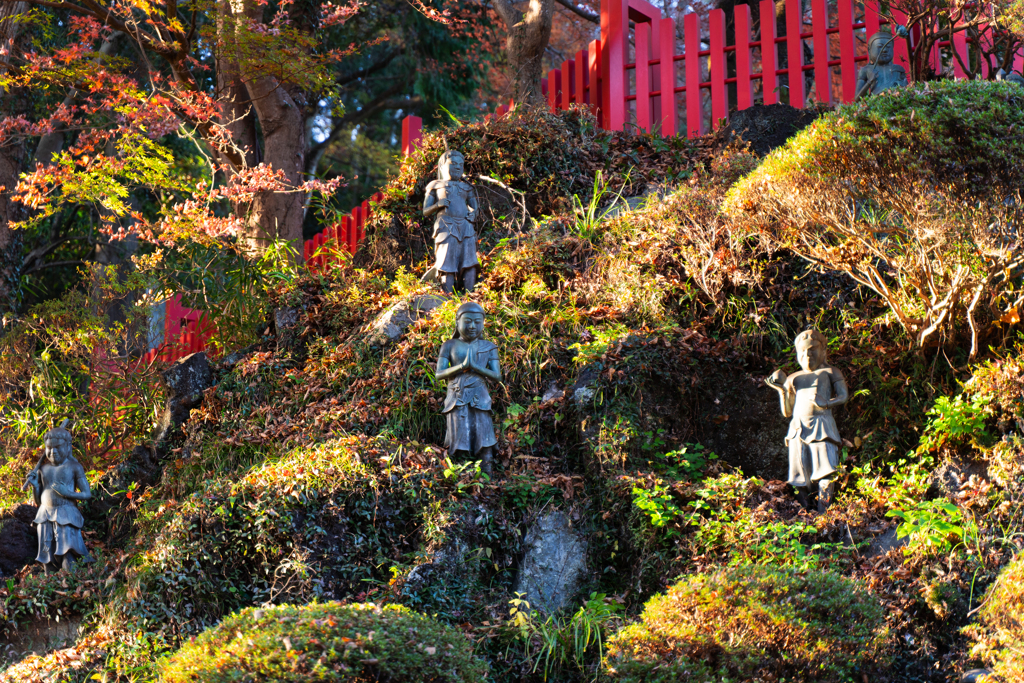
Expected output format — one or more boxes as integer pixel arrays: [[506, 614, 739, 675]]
[[351, 205, 362, 253], [575, 49, 588, 106], [636, 21, 651, 132], [360, 199, 369, 244], [588, 39, 602, 118], [601, 0, 627, 131], [548, 69, 562, 111], [864, 0, 880, 40], [953, 19, 969, 78], [735, 4, 754, 111], [402, 116, 423, 156], [341, 216, 353, 254], [684, 12, 703, 138], [709, 8, 727, 129], [838, 0, 856, 102], [760, 0, 778, 104], [786, 0, 805, 108], [811, 0, 832, 104], [658, 18, 677, 136], [563, 60, 575, 108]]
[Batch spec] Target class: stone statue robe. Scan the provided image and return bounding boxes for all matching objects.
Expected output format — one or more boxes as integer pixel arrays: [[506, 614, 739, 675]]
[[855, 62, 907, 97], [438, 337, 498, 456], [784, 366, 845, 488], [425, 179, 479, 276], [32, 458, 92, 565]]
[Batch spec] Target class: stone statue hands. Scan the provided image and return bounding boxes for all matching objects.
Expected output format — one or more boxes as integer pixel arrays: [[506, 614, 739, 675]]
[[22, 469, 39, 491], [765, 368, 788, 392], [49, 483, 81, 499]]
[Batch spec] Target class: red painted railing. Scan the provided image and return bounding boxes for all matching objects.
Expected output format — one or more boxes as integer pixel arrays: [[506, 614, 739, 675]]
[[541, 0, 1024, 137]]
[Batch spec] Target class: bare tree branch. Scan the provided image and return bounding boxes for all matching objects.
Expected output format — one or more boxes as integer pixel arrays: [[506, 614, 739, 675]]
[[553, 0, 598, 24]]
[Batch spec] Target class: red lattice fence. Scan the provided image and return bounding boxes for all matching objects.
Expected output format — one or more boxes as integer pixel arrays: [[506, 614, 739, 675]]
[[542, 0, 1024, 137]]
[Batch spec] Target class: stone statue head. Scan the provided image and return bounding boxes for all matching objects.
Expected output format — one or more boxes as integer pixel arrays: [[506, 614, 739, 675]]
[[867, 31, 895, 65], [437, 150, 465, 181], [43, 421, 73, 466], [794, 329, 828, 373], [453, 301, 486, 341]]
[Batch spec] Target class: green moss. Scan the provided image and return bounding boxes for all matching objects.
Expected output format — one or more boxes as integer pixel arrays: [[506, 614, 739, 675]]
[[156, 602, 488, 682], [604, 564, 888, 683]]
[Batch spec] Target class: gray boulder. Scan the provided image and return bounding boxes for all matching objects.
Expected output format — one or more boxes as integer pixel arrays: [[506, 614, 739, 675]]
[[368, 294, 446, 345], [0, 504, 38, 576], [154, 352, 213, 444], [514, 511, 588, 615]]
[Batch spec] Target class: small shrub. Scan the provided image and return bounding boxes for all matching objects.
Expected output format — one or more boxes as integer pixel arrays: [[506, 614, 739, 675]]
[[919, 393, 993, 453], [965, 553, 1024, 682], [157, 602, 488, 682], [0, 265, 162, 505], [604, 564, 888, 683], [886, 500, 976, 556], [505, 592, 623, 681]]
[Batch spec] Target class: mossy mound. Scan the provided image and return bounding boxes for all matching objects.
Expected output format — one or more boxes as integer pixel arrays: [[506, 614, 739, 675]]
[[965, 554, 1024, 682], [604, 564, 888, 683], [156, 602, 487, 682], [726, 79, 1024, 216]]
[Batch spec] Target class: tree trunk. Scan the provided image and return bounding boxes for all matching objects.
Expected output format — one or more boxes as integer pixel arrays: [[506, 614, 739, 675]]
[[216, 0, 260, 172], [493, 0, 555, 106], [0, 1, 27, 314], [220, 0, 307, 255]]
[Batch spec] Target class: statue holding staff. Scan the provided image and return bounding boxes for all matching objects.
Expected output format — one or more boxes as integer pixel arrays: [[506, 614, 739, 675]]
[[423, 150, 480, 294], [23, 421, 93, 572], [436, 302, 501, 476], [855, 29, 908, 100], [765, 330, 850, 512]]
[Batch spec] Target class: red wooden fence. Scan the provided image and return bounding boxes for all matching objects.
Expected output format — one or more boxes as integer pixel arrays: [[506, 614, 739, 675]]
[[540, 0, 1024, 137], [143, 292, 216, 364]]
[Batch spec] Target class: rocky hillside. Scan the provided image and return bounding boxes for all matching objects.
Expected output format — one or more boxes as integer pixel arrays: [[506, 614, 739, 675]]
[[2, 80, 1024, 683]]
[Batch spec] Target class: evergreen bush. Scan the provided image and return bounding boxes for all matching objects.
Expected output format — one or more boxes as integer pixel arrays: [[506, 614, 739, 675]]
[[157, 602, 487, 682], [603, 564, 888, 682], [724, 80, 1024, 357]]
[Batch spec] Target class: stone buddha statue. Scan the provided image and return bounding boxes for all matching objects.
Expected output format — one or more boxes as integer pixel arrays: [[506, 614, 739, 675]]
[[855, 30, 908, 100]]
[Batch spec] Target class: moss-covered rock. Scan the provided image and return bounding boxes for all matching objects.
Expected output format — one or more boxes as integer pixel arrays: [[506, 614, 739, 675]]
[[157, 602, 487, 682], [603, 564, 888, 682]]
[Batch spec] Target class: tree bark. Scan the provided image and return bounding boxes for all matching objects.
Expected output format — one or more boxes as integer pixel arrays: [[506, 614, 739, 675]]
[[224, 0, 307, 254], [216, 0, 260, 172], [0, 0, 26, 314], [493, 0, 555, 106]]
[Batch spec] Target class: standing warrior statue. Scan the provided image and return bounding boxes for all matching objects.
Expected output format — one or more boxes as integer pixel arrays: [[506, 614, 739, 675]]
[[423, 150, 480, 294], [436, 302, 501, 476], [765, 330, 850, 512], [855, 29, 908, 100], [23, 421, 93, 571]]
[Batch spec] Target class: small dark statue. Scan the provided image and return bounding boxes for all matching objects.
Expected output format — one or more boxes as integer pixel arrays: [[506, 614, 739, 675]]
[[765, 330, 850, 512], [436, 302, 501, 475], [22, 421, 93, 571], [423, 150, 480, 294], [855, 29, 908, 99]]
